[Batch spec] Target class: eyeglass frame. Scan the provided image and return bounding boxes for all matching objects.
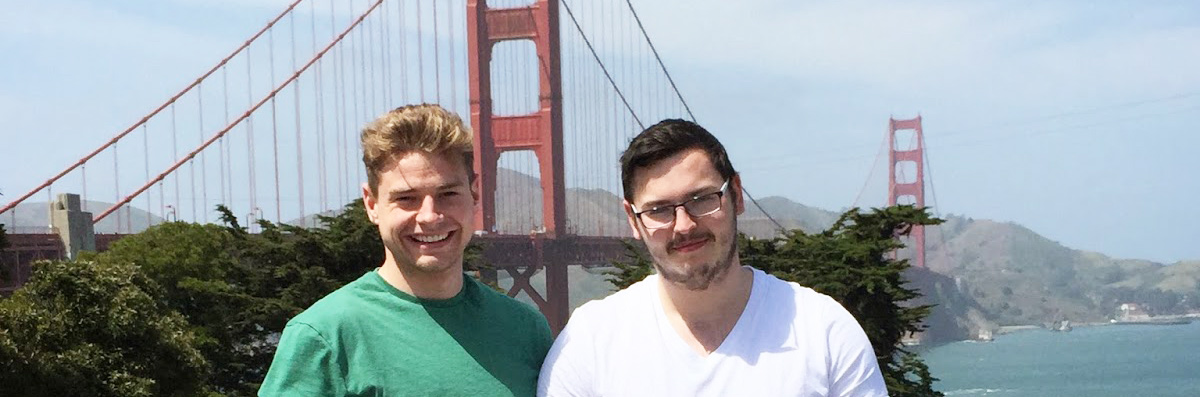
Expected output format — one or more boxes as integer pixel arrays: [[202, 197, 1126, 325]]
[[630, 180, 730, 230]]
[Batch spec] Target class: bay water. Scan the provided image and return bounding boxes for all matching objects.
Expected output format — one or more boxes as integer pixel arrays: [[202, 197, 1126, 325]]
[[921, 320, 1200, 396]]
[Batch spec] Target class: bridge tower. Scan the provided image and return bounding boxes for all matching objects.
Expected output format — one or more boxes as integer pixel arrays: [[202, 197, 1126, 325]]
[[888, 116, 926, 268], [466, 0, 571, 330]]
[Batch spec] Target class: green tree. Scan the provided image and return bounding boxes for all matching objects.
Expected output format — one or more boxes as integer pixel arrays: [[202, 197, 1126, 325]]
[[91, 200, 489, 395], [94, 202, 379, 395], [1, 223, 9, 284], [0, 259, 211, 397], [96, 219, 273, 396], [606, 239, 654, 290], [0, 223, 9, 251], [608, 205, 944, 396]]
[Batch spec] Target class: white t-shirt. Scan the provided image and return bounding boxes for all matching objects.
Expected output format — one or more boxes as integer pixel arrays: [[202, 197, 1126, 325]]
[[538, 266, 889, 397]]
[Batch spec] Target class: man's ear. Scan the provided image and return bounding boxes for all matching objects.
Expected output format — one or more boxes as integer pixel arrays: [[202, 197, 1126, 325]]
[[731, 174, 746, 215], [362, 182, 379, 225], [623, 200, 643, 240], [471, 174, 481, 204]]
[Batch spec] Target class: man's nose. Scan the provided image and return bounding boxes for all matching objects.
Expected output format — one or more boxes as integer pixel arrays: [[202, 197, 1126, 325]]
[[415, 195, 440, 223], [672, 206, 697, 233]]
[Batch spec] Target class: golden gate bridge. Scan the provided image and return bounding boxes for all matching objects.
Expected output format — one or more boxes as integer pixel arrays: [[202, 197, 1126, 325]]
[[0, 0, 934, 331]]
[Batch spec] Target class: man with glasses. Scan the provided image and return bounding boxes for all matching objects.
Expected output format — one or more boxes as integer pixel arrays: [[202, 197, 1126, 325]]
[[537, 119, 887, 396]]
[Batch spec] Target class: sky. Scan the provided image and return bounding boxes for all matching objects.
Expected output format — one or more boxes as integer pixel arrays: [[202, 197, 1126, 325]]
[[1, 0, 1198, 263]]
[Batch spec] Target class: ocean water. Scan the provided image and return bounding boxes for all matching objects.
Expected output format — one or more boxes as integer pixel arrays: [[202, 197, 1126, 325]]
[[920, 320, 1200, 396]]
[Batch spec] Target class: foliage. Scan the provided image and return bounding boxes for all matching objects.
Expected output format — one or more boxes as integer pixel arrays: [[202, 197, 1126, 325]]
[[88, 202, 384, 395], [0, 259, 211, 397], [608, 205, 945, 396], [1100, 286, 1199, 315], [96, 220, 271, 396], [606, 239, 654, 290], [74, 199, 487, 395], [0, 197, 553, 394], [0, 223, 8, 283]]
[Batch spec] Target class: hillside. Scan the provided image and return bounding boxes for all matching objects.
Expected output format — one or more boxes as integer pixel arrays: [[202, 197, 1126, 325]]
[[8, 171, 1195, 337], [916, 216, 1198, 324], [3, 200, 164, 234]]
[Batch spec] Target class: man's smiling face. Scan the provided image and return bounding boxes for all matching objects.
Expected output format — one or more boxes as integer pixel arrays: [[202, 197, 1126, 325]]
[[364, 150, 477, 276]]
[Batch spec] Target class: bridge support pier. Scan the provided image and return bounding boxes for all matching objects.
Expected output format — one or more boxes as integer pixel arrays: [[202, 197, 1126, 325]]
[[888, 116, 927, 269], [468, 0, 579, 332], [50, 193, 95, 260]]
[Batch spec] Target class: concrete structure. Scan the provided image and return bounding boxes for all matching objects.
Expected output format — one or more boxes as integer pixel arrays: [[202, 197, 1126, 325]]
[[49, 193, 95, 260]]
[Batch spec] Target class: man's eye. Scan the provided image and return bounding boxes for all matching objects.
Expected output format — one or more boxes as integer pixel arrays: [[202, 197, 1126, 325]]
[[646, 206, 673, 216]]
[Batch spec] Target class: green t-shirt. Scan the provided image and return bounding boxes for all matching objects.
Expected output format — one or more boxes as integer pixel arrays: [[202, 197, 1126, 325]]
[[259, 271, 553, 396]]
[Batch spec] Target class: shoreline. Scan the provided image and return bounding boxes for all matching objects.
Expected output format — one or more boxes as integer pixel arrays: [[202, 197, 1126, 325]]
[[975, 316, 1198, 341]]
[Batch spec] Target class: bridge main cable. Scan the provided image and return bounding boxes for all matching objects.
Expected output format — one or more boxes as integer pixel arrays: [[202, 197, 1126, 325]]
[[621, 0, 694, 122], [0, 0, 307, 216], [561, 0, 643, 129], [93, 0, 385, 223]]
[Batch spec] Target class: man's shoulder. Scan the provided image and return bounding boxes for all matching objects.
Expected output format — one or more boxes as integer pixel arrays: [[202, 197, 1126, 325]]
[[750, 267, 855, 322], [287, 272, 380, 329], [469, 276, 548, 321]]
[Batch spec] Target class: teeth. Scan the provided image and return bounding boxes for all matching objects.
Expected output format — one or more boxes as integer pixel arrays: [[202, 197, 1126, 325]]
[[413, 233, 449, 243]]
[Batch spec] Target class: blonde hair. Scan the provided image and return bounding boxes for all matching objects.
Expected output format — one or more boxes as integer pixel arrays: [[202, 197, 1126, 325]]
[[361, 104, 475, 196]]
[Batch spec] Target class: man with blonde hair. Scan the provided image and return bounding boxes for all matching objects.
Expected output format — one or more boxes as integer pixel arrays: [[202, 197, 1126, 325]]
[[261, 104, 552, 396]]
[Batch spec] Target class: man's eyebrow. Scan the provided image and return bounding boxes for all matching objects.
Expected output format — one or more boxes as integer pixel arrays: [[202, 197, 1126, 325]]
[[385, 181, 467, 197], [438, 181, 467, 191], [384, 187, 416, 197]]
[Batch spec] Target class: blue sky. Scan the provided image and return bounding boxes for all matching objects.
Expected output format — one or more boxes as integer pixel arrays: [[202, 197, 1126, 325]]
[[1, 0, 1198, 263]]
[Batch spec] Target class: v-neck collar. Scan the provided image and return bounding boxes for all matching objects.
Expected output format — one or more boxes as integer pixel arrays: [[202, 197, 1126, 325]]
[[651, 266, 766, 362]]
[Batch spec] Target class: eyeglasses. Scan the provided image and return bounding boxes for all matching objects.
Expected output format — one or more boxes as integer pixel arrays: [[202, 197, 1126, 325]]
[[631, 180, 729, 230]]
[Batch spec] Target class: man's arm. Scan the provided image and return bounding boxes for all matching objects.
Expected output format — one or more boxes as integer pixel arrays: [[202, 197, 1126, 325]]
[[259, 322, 345, 396]]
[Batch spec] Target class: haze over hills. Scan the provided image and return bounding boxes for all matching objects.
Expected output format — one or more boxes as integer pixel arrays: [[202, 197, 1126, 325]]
[[486, 169, 1199, 341], [6, 169, 1196, 342], [3, 200, 164, 234], [742, 200, 1199, 337]]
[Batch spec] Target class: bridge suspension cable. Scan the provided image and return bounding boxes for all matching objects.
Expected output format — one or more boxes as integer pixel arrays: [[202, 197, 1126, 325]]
[[0, 0, 308, 218], [621, 0, 694, 122], [561, 0, 643, 129], [93, 0, 385, 223]]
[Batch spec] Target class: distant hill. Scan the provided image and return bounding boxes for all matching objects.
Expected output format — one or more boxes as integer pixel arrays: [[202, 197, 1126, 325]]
[[916, 216, 1199, 325], [1154, 260, 1200, 292], [739, 196, 841, 237], [743, 199, 1200, 328], [2, 199, 164, 234], [904, 267, 994, 344], [488, 172, 1200, 335], [491, 168, 631, 237], [10, 170, 1195, 340]]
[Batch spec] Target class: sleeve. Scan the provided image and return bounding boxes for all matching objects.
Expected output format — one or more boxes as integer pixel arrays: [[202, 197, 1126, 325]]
[[259, 322, 345, 397], [537, 306, 596, 397], [825, 300, 890, 397]]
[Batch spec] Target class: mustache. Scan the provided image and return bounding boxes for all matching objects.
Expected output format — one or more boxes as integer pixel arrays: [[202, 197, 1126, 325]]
[[667, 232, 714, 251]]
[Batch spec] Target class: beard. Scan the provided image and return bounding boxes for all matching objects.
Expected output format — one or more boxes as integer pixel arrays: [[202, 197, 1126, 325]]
[[652, 230, 738, 291]]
